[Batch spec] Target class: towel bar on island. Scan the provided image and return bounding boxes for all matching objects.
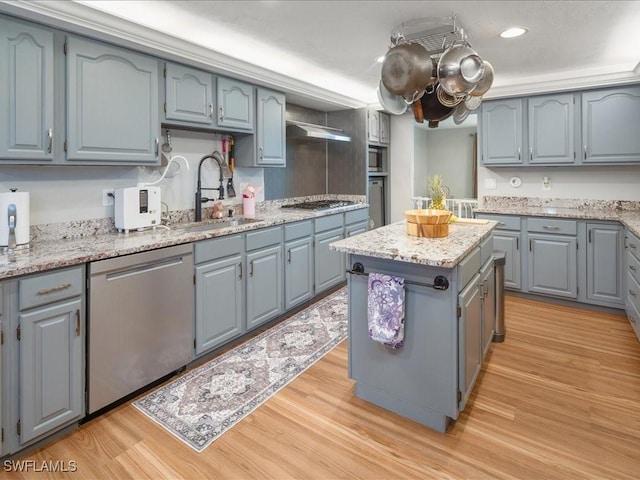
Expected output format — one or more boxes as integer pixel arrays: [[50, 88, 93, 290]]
[[346, 262, 449, 291]]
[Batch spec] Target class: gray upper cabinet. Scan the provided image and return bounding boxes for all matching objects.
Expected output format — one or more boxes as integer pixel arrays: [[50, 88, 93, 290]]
[[216, 76, 254, 131], [0, 16, 54, 162], [256, 88, 286, 166], [582, 86, 640, 164], [586, 223, 624, 306], [379, 112, 390, 145], [481, 98, 524, 165], [164, 62, 214, 126], [367, 110, 390, 145], [528, 93, 575, 164], [66, 35, 160, 165]]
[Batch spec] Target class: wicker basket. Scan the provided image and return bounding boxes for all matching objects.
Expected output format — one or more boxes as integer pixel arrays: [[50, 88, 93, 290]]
[[404, 209, 452, 237]]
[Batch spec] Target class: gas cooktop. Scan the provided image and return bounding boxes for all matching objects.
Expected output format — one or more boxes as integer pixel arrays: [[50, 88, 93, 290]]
[[281, 200, 357, 211]]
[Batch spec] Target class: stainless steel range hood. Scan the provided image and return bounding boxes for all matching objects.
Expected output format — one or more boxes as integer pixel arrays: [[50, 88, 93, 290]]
[[286, 120, 351, 142]]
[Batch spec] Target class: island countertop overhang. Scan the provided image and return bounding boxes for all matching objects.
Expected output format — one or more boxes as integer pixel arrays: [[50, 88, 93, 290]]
[[329, 220, 498, 268]]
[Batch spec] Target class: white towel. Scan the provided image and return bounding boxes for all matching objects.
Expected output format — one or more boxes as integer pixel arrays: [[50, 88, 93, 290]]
[[367, 273, 405, 349]]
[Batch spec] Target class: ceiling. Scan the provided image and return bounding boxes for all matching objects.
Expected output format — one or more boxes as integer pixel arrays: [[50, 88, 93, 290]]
[[7, 1, 640, 111]]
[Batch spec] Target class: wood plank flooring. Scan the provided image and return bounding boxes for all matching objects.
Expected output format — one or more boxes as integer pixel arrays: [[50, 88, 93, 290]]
[[7, 295, 640, 479]]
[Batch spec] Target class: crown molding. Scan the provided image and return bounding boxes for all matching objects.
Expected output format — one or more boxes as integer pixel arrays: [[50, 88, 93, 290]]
[[0, 1, 365, 111]]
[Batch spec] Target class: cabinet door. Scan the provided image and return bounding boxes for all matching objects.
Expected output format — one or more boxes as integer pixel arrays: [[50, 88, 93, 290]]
[[165, 63, 214, 125], [256, 88, 286, 166], [458, 274, 482, 412], [368, 110, 380, 143], [586, 223, 624, 305], [582, 86, 640, 163], [481, 99, 524, 165], [0, 17, 54, 161], [284, 237, 313, 310], [528, 234, 577, 298], [195, 255, 243, 355], [246, 245, 283, 330], [493, 231, 521, 290], [528, 93, 575, 164], [217, 77, 254, 131], [314, 228, 346, 293], [480, 258, 495, 358], [66, 36, 160, 164], [20, 298, 83, 444], [379, 112, 390, 145], [345, 221, 368, 237]]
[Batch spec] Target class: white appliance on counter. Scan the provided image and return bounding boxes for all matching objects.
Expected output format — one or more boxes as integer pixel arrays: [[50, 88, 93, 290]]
[[0, 188, 30, 251], [114, 186, 161, 232]]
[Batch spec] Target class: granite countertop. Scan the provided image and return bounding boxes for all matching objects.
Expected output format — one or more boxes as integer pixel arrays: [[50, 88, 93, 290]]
[[0, 201, 367, 280], [475, 206, 640, 238], [329, 220, 497, 268]]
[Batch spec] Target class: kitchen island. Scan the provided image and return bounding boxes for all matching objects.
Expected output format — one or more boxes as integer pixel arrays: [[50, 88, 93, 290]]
[[330, 219, 497, 432]]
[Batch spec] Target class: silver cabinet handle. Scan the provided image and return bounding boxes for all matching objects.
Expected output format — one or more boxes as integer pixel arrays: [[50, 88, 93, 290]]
[[631, 243, 637, 250], [259, 146, 264, 160], [630, 265, 637, 271], [238, 262, 243, 279], [75, 309, 81, 336], [287, 249, 291, 263], [497, 222, 506, 226], [209, 103, 213, 118], [530, 147, 533, 161], [542, 225, 561, 231], [518, 148, 521, 161], [516, 237, 519, 250], [155, 138, 159, 156], [630, 289, 637, 297], [37, 283, 72, 295], [47, 128, 53, 154], [249, 260, 254, 277], [584, 145, 587, 160], [219, 106, 224, 121]]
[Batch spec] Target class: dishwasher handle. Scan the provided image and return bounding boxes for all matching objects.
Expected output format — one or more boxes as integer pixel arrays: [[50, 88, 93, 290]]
[[105, 255, 187, 281]]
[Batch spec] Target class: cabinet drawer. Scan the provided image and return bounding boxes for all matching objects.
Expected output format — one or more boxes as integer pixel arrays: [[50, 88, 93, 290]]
[[628, 231, 640, 262], [19, 266, 83, 310], [246, 226, 283, 251], [628, 270, 640, 313], [480, 235, 493, 266], [476, 214, 520, 231], [284, 220, 312, 241], [345, 208, 368, 225], [527, 217, 577, 235], [628, 250, 640, 285], [315, 214, 343, 233], [458, 247, 481, 292], [195, 234, 242, 264]]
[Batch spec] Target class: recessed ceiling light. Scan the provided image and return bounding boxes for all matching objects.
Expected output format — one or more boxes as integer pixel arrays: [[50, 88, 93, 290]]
[[376, 55, 386, 63], [500, 27, 528, 38]]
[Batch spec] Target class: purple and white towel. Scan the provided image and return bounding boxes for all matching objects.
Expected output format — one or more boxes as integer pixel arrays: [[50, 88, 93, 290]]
[[367, 273, 406, 349]]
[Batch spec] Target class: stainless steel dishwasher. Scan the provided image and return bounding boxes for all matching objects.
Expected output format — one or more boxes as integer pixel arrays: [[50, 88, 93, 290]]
[[87, 244, 194, 414]]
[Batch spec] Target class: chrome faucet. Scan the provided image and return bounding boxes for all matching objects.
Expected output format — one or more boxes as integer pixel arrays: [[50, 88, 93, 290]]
[[195, 151, 226, 222]]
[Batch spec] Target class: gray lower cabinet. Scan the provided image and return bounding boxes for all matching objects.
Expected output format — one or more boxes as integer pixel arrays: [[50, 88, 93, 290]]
[[0, 282, 4, 457], [494, 231, 521, 290], [345, 221, 368, 237], [0, 15, 54, 162], [195, 254, 243, 355], [66, 35, 160, 165], [586, 223, 625, 306], [164, 62, 214, 126], [582, 86, 640, 164], [246, 244, 283, 330], [314, 214, 346, 294], [217, 76, 254, 131], [2, 266, 84, 455], [458, 273, 482, 411], [625, 230, 640, 341], [284, 221, 313, 311], [480, 256, 495, 357], [527, 233, 578, 299]]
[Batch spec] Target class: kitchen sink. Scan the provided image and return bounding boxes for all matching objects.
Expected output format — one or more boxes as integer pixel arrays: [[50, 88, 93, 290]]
[[175, 217, 262, 233]]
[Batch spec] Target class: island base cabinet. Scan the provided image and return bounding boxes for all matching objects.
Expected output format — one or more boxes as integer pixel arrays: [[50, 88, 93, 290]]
[[458, 274, 482, 412], [347, 255, 459, 432]]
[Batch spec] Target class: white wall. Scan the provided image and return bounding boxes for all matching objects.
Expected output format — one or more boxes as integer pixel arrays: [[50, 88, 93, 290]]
[[424, 127, 476, 199], [0, 130, 264, 225], [477, 165, 640, 201], [413, 127, 429, 197]]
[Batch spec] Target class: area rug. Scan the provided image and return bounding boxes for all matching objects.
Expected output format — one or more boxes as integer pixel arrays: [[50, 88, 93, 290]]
[[133, 287, 347, 452]]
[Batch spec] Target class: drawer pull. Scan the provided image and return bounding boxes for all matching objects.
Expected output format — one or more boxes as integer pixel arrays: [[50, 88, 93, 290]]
[[630, 289, 637, 297], [75, 309, 80, 336], [497, 222, 506, 226], [542, 225, 561, 231], [37, 283, 72, 296]]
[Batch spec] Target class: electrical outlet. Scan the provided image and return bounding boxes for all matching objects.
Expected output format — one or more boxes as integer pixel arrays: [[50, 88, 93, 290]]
[[103, 188, 115, 207], [542, 176, 551, 191]]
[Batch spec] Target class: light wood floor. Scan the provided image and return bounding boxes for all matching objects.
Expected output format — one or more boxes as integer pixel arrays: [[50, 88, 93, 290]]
[[8, 295, 640, 480]]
